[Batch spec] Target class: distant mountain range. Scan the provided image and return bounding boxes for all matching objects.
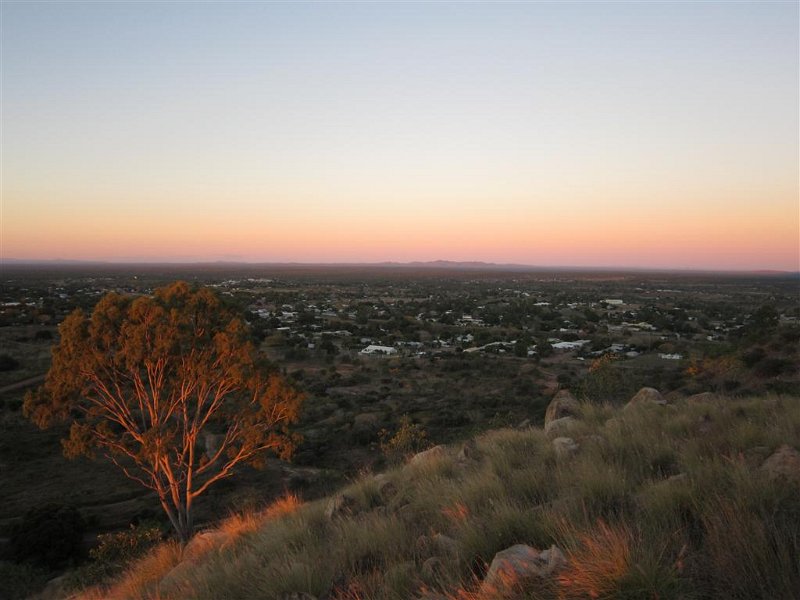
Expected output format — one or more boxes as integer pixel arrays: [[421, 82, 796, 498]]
[[1, 257, 796, 276]]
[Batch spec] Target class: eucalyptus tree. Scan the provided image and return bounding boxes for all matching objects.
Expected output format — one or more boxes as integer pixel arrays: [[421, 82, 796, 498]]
[[25, 281, 303, 543]]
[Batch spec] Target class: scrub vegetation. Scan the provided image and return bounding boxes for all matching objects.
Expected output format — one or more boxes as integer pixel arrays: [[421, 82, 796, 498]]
[[64, 394, 800, 600]]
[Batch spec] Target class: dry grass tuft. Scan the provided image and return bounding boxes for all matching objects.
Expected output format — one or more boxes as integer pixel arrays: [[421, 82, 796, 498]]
[[556, 519, 632, 600]]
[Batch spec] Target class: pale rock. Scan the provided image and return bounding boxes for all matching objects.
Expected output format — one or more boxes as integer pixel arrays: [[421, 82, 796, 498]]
[[410, 445, 446, 465], [183, 530, 229, 562], [544, 416, 576, 438], [625, 387, 666, 409], [325, 492, 359, 520], [552, 437, 579, 460], [687, 391, 719, 403], [457, 439, 480, 462], [544, 390, 580, 428], [373, 473, 398, 501], [760, 445, 800, 485], [480, 544, 566, 596], [422, 556, 445, 579]]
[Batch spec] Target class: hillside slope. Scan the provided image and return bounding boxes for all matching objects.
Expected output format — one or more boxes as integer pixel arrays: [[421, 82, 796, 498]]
[[68, 392, 799, 600]]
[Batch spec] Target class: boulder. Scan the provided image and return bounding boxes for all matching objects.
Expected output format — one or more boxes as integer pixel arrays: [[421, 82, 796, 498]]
[[373, 473, 398, 501], [410, 445, 446, 466], [552, 437, 579, 460], [544, 390, 580, 428], [760, 445, 800, 485], [686, 391, 718, 403], [457, 439, 480, 462], [183, 530, 229, 562], [325, 492, 359, 520], [422, 556, 445, 579], [544, 416, 576, 438], [38, 574, 68, 599], [625, 387, 666, 409], [480, 544, 565, 595], [417, 533, 459, 558]]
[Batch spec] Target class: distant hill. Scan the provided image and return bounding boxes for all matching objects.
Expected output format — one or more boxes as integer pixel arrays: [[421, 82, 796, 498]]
[[2, 258, 796, 277]]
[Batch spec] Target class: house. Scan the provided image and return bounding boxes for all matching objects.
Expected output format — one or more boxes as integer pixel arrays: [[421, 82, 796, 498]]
[[552, 340, 591, 351], [360, 345, 397, 356]]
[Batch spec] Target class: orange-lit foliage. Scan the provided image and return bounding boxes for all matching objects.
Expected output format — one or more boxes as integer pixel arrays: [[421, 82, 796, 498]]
[[24, 282, 304, 544], [218, 492, 302, 539], [442, 501, 470, 525], [589, 354, 616, 374], [556, 520, 631, 600]]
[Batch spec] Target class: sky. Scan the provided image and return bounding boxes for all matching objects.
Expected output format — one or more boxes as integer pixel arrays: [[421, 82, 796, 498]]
[[2, 1, 798, 271]]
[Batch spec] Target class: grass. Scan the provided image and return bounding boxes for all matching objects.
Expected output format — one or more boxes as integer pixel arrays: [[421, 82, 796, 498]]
[[73, 394, 800, 600]]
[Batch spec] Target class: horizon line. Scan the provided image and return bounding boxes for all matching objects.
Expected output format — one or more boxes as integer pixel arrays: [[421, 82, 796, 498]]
[[2, 257, 797, 276]]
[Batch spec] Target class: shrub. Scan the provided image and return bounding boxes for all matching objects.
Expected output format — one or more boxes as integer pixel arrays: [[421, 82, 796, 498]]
[[10, 503, 86, 568], [378, 415, 430, 463], [66, 523, 163, 589]]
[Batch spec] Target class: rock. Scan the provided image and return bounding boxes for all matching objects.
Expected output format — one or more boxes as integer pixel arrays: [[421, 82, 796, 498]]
[[353, 412, 380, 427], [284, 466, 322, 489], [625, 387, 666, 409], [422, 556, 445, 579], [325, 492, 359, 520], [457, 439, 479, 462], [686, 392, 718, 403], [552, 437, 579, 460], [760, 445, 800, 485], [583, 433, 607, 447], [743, 445, 772, 467], [38, 574, 68, 599], [544, 390, 580, 428], [480, 544, 566, 595], [373, 473, 398, 501], [544, 416, 576, 438], [410, 445, 446, 465], [418, 533, 460, 559], [432, 533, 459, 558], [183, 530, 229, 562]]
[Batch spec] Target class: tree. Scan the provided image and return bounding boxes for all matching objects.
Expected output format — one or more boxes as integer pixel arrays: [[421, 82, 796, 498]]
[[24, 282, 303, 544]]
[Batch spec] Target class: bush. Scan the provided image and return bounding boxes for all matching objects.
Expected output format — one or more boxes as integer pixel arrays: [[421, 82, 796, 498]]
[[10, 504, 85, 568], [67, 523, 163, 589], [378, 415, 430, 463]]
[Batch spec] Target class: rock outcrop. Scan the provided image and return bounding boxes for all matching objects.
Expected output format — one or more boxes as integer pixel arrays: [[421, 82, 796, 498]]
[[686, 391, 718, 403], [410, 445, 446, 465], [544, 416, 576, 438], [625, 387, 666, 409], [325, 492, 360, 520], [552, 437, 579, 460], [544, 390, 580, 427], [480, 544, 565, 596], [760, 444, 800, 485]]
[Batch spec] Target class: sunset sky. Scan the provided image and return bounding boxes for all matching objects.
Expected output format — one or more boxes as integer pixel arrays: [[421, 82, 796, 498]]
[[2, 1, 798, 271]]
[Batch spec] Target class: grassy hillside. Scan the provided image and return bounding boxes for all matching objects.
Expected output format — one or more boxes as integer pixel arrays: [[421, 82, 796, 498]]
[[57, 393, 800, 599]]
